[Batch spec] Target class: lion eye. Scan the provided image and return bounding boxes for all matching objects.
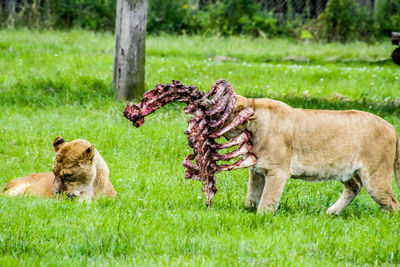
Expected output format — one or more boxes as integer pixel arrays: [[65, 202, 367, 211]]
[[63, 174, 72, 180]]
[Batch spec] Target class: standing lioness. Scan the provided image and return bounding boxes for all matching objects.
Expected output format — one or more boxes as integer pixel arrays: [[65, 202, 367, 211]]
[[2, 136, 115, 200], [232, 95, 400, 215]]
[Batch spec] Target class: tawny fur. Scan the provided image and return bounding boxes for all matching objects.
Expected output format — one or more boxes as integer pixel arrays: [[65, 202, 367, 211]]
[[233, 95, 400, 215], [2, 172, 55, 197], [2, 137, 115, 200]]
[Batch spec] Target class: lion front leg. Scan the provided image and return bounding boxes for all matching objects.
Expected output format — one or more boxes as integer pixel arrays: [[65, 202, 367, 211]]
[[257, 169, 290, 214], [245, 167, 266, 209]]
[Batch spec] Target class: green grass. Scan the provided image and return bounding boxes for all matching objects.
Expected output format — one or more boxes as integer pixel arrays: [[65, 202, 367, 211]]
[[0, 29, 400, 266]]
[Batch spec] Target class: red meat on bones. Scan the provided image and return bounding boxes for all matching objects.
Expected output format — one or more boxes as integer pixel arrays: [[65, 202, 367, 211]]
[[124, 79, 257, 207]]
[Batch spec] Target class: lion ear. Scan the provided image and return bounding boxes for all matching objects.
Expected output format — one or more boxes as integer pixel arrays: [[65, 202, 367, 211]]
[[53, 136, 66, 152], [81, 144, 95, 161], [233, 95, 250, 113], [236, 104, 245, 111]]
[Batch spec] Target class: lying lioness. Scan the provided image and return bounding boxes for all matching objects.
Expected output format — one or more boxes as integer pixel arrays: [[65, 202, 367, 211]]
[[2, 137, 115, 200], [231, 95, 400, 215]]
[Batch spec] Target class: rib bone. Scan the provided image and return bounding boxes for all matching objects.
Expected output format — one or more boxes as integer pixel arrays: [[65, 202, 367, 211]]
[[215, 131, 251, 149], [217, 153, 258, 171], [213, 142, 253, 161], [209, 108, 255, 138]]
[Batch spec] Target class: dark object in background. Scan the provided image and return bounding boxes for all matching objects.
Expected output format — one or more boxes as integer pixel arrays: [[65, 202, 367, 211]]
[[392, 32, 400, 66]]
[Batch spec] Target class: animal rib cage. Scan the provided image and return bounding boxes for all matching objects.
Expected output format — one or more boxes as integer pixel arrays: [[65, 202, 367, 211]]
[[124, 79, 257, 206]]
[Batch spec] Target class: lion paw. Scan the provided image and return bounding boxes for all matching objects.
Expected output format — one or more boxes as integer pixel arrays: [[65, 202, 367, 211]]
[[326, 206, 341, 215], [257, 203, 276, 215]]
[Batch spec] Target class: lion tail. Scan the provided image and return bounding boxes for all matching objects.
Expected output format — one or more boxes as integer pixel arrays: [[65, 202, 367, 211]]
[[395, 135, 400, 190]]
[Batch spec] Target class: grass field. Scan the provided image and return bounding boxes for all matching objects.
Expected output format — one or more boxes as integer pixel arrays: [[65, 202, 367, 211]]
[[0, 29, 400, 266]]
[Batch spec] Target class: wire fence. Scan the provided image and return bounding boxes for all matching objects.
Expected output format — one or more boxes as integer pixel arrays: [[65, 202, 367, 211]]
[[194, 0, 378, 22], [0, 0, 389, 35], [261, 0, 329, 20]]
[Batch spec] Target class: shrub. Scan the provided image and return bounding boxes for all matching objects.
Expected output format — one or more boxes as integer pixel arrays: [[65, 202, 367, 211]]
[[146, 0, 284, 37], [147, 0, 190, 34], [200, 0, 260, 35], [0, 0, 390, 41], [374, 0, 400, 37], [238, 12, 278, 37], [0, 0, 116, 31], [315, 0, 374, 42]]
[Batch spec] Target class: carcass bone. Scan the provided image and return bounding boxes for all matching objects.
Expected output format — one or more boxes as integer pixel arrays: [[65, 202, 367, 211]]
[[212, 142, 253, 161], [209, 108, 255, 138], [214, 131, 251, 149], [124, 79, 258, 207], [217, 154, 258, 171]]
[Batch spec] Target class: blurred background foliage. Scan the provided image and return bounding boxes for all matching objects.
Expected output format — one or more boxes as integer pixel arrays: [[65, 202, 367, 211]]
[[0, 0, 399, 42]]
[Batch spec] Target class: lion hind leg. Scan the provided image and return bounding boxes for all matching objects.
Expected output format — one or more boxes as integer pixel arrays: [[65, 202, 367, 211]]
[[3, 182, 30, 196], [362, 169, 399, 213], [327, 174, 362, 215], [394, 135, 400, 190]]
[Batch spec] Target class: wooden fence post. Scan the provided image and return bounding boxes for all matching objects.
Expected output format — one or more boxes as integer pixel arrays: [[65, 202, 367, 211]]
[[113, 0, 148, 101]]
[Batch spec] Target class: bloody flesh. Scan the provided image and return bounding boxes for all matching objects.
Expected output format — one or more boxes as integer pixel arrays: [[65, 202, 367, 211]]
[[124, 79, 257, 206]]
